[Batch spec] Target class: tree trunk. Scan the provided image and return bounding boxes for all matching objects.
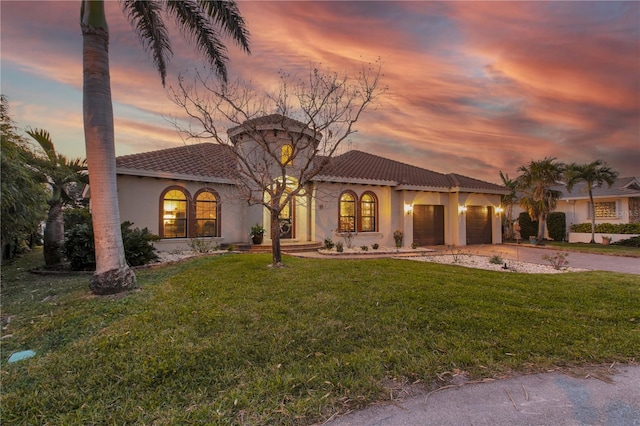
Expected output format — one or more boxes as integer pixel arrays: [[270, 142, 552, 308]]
[[82, 1, 136, 294], [588, 190, 596, 244], [270, 208, 282, 265], [537, 213, 546, 244], [43, 202, 65, 267]]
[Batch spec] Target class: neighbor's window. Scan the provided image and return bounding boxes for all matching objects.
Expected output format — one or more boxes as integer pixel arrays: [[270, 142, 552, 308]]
[[163, 189, 188, 238], [339, 192, 356, 232], [593, 201, 617, 219], [360, 192, 377, 232], [281, 144, 293, 165], [195, 191, 218, 237]]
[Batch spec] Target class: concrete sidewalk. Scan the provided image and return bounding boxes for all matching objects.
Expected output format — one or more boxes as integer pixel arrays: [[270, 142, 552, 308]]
[[323, 365, 640, 426]]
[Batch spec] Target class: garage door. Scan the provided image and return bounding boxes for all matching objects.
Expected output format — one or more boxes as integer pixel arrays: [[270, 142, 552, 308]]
[[413, 205, 445, 246], [466, 206, 492, 245]]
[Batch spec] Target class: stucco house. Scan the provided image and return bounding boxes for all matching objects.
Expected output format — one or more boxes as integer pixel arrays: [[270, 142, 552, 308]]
[[511, 177, 640, 243], [113, 115, 509, 252]]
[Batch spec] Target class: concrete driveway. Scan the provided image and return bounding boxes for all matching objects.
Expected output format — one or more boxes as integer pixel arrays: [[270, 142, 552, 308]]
[[466, 244, 640, 275], [323, 365, 640, 426]]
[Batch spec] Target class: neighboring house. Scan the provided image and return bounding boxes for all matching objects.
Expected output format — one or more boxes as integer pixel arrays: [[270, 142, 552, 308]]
[[512, 177, 640, 242], [113, 116, 509, 252]]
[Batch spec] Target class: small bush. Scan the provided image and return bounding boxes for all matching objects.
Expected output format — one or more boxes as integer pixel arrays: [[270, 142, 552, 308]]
[[518, 212, 538, 240], [63, 207, 92, 230], [547, 212, 566, 241], [489, 255, 503, 265], [393, 230, 404, 248], [189, 238, 218, 253], [613, 236, 640, 247], [324, 238, 335, 250], [542, 252, 570, 270], [64, 220, 159, 270], [411, 242, 418, 249], [336, 242, 344, 253], [360, 245, 368, 251], [372, 243, 379, 250]]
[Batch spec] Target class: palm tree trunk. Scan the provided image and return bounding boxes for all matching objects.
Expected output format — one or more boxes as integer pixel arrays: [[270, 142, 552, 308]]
[[82, 0, 136, 294], [43, 202, 65, 267], [588, 190, 596, 244]]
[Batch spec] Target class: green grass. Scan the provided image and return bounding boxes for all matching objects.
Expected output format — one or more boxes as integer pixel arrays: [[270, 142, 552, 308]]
[[2, 249, 639, 425]]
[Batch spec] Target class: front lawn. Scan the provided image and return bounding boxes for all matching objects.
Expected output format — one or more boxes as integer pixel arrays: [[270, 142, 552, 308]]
[[2, 250, 639, 425]]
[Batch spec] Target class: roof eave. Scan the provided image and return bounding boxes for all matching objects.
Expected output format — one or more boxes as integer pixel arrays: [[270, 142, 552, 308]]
[[116, 168, 236, 185], [312, 175, 397, 186]]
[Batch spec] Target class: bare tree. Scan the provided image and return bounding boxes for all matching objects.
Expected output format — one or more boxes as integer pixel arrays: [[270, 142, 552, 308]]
[[171, 61, 385, 265]]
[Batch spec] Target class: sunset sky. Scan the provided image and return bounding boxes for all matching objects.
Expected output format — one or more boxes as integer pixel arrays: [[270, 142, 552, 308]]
[[2, 1, 639, 183]]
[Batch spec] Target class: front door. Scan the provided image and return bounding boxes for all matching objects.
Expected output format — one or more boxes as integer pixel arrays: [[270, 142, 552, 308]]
[[279, 195, 294, 239], [466, 206, 492, 244]]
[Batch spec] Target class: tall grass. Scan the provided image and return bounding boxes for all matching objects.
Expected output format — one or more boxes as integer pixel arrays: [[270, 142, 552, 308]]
[[2, 251, 639, 425]]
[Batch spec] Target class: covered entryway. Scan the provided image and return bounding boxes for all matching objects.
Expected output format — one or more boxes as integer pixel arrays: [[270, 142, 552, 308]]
[[466, 206, 492, 244], [413, 205, 445, 246]]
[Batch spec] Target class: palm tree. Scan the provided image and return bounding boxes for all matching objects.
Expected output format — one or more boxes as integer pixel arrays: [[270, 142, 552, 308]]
[[81, 0, 250, 294], [516, 157, 565, 243], [499, 171, 518, 239], [26, 128, 87, 267], [565, 160, 619, 244]]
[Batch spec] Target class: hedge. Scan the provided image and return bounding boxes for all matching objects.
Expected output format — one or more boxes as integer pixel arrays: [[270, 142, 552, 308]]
[[547, 212, 566, 241], [570, 222, 640, 234]]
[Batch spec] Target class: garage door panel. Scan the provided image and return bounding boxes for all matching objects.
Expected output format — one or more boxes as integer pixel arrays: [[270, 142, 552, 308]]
[[466, 206, 492, 245], [413, 205, 444, 246]]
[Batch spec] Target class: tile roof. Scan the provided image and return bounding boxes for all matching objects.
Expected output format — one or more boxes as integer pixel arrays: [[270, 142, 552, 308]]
[[115, 144, 508, 194], [316, 150, 508, 193], [554, 177, 640, 200], [116, 143, 238, 181]]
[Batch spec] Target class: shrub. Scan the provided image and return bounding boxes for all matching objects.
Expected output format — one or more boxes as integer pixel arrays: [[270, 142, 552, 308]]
[[63, 223, 95, 270], [411, 242, 418, 249], [63, 207, 92, 230], [613, 236, 640, 247], [372, 243, 379, 250], [64, 219, 159, 271], [189, 238, 218, 253], [360, 245, 368, 251], [542, 252, 570, 270], [393, 230, 404, 248], [518, 212, 538, 239], [570, 223, 640, 234], [324, 238, 335, 250], [336, 242, 344, 253], [547, 212, 566, 241], [489, 255, 503, 265]]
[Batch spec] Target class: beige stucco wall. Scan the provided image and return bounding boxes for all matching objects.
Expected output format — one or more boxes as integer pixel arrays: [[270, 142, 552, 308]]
[[116, 174, 247, 252]]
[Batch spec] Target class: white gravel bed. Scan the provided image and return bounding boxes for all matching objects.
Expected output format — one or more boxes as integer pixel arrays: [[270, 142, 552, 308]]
[[402, 254, 586, 274]]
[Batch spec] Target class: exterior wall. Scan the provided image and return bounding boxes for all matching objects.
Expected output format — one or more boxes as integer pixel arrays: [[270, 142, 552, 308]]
[[116, 175, 247, 252], [513, 196, 635, 240], [313, 183, 394, 248]]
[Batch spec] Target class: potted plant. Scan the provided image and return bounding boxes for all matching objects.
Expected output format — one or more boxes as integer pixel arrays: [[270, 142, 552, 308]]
[[601, 235, 612, 245], [250, 223, 265, 244]]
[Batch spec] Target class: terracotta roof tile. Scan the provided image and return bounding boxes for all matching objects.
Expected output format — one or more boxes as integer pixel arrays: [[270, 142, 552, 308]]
[[116, 143, 238, 180], [116, 144, 507, 193]]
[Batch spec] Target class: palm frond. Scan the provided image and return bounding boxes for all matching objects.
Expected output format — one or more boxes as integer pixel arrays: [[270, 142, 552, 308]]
[[26, 127, 56, 161], [166, 0, 229, 82], [196, 0, 251, 53], [121, 0, 172, 86]]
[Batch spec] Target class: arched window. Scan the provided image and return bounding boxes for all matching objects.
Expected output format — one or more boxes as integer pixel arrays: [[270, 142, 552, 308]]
[[360, 192, 377, 232], [281, 144, 293, 165], [162, 189, 188, 238], [339, 192, 356, 232], [195, 191, 218, 237]]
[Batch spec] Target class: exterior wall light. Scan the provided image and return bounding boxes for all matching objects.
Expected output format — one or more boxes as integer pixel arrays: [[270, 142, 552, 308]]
[[458, 205, 467, 215], [404, 204, 413, 215], [495, 206, 504, 216]]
